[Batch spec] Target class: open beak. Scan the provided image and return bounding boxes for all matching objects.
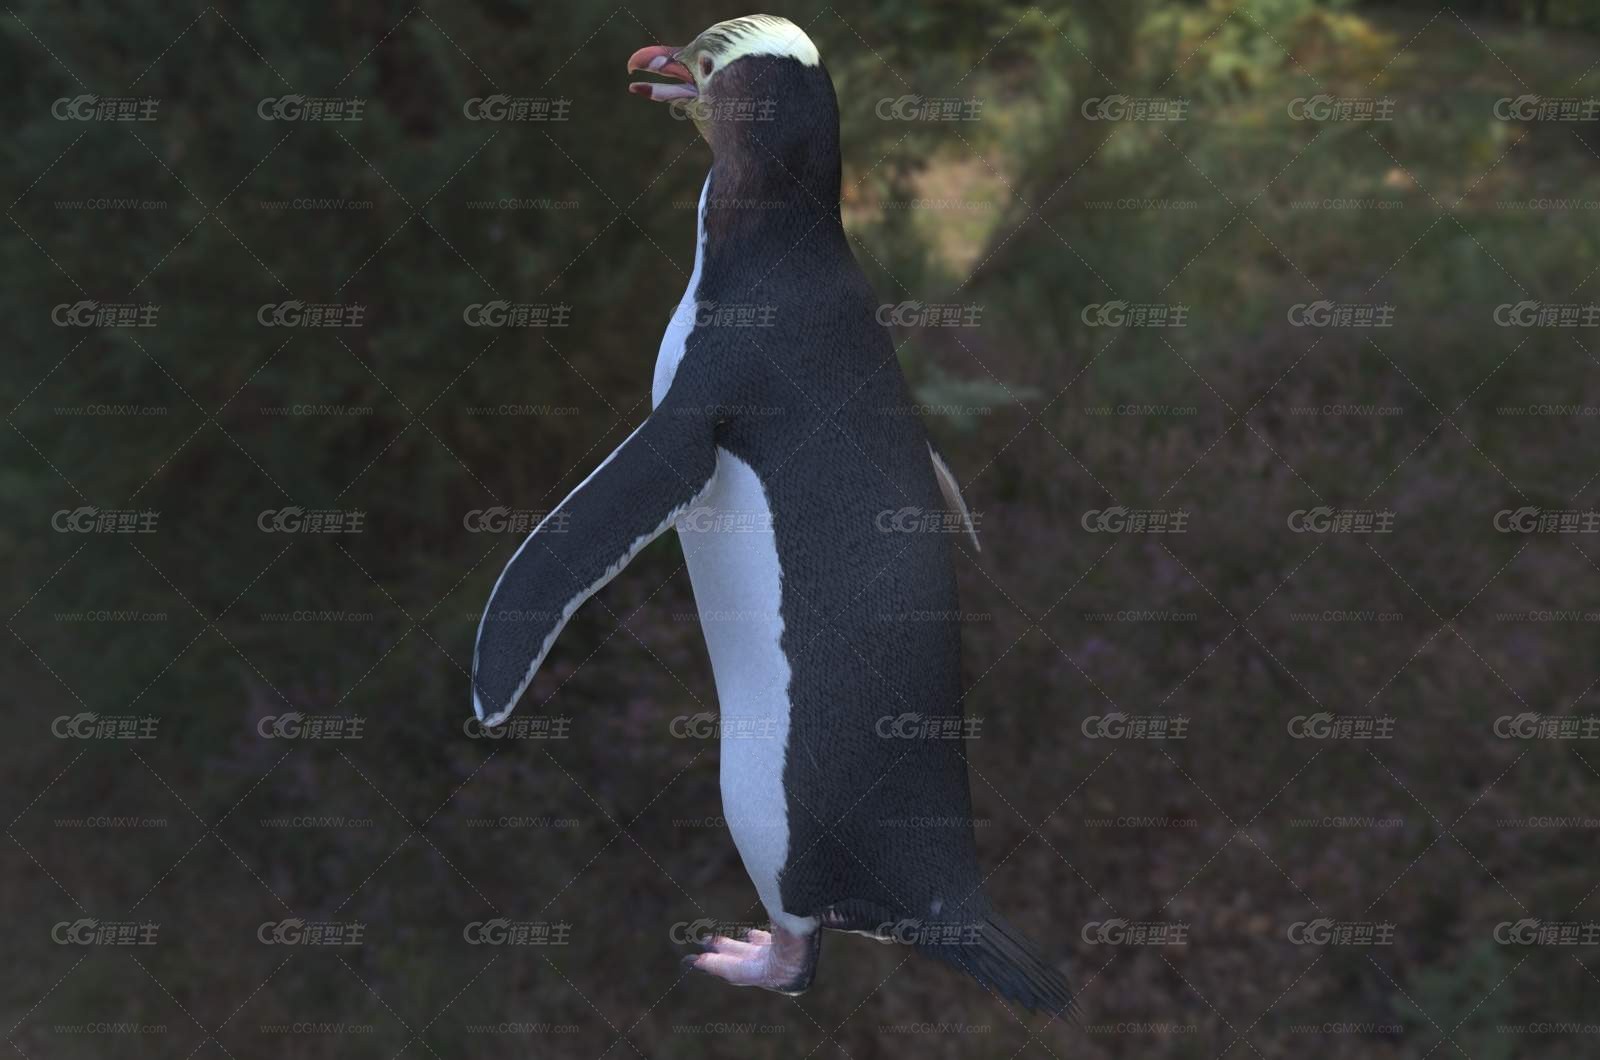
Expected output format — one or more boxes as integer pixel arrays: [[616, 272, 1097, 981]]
[[627, 45, 697, 101]]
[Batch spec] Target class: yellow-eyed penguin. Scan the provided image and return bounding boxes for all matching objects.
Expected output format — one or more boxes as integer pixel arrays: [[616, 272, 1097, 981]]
[[472, 13, 1073, 1016]]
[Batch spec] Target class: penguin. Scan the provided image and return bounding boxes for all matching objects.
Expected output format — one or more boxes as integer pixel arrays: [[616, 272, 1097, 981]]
[[471, 14, 1073, 1016]]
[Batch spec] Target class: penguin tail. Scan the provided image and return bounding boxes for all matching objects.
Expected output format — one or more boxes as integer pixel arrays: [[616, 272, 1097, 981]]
[[923, 914, 1079, 1021]]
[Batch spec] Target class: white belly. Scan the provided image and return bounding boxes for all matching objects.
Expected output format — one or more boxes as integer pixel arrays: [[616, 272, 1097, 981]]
[[652, 174, 710, 407], [653, 171, 812, 932], [677, 450, 811, 933]]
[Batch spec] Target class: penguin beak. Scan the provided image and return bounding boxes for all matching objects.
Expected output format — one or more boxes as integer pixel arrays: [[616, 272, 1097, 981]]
[[627, 45, 698, 101]]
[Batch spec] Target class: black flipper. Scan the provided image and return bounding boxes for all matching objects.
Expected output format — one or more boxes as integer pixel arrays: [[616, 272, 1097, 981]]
[[471, 391, 719, 725]]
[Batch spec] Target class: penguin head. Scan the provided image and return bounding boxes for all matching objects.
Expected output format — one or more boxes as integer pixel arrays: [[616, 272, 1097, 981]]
[[627, 15, 836, 167]]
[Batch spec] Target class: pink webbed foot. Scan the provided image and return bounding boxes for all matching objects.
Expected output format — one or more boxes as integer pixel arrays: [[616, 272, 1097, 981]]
[[683, 925, 820, 995]]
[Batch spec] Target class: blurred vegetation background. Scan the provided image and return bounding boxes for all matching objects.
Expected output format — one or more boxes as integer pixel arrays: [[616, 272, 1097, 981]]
[[5, 0, 1600, 1056]]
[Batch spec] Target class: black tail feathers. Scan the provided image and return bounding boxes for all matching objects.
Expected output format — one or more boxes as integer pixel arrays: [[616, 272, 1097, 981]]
[[924, 913, 1078, 1020]]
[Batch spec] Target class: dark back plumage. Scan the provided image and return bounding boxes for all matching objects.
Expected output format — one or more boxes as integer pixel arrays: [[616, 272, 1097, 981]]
[[681, 53, 1072, 1015]]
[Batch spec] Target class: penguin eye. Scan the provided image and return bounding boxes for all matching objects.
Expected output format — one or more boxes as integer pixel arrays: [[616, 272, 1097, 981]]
[[699, 56, 714, 78]]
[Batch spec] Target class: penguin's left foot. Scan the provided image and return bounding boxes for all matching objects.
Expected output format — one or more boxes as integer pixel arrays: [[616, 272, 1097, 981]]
[[682, 924, 820, 995]]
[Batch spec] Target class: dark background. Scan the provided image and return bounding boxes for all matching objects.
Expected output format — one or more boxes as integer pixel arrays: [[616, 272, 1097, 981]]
[[6, 0, 1600, 1056]]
